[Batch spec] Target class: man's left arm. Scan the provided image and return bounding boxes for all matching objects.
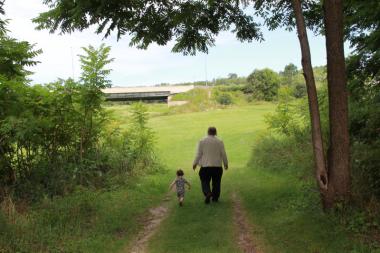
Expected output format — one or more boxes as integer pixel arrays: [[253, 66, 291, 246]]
[[193, 141, 202, 170], [221, 141, 228, 170]]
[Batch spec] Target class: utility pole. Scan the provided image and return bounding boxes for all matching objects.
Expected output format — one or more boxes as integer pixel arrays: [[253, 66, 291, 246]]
[[71, 46, 75, 80], [205, 54, 208, 86]]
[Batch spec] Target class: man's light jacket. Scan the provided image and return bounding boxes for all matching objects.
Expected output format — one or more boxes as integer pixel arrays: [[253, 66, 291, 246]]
[[193, 135, 228, 168]]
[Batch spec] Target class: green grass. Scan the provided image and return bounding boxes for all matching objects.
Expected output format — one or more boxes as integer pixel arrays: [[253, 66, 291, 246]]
[[3, 103, 378, 252], [143, 103, 377, 253], [0, 174, 169, 253], [105, 103, 170, 119], [170, 87, 210, 102], [146, 104, 273, 253]]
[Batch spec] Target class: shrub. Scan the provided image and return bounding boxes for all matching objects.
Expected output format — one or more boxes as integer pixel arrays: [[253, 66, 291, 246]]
[[215, 92, 233, 105], [249, 132, 313, 175], [293, 83, 307, 98], [351, 142, 380, 200], [265, 86, 305, 136], [169, 88, 217, 113], [244, 68, 281, 101], [125, 102, 159, 173], [170, 87, 209, 102]]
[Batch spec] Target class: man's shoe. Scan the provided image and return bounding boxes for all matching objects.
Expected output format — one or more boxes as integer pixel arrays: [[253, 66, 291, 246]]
[[205, 193, 212, 204]]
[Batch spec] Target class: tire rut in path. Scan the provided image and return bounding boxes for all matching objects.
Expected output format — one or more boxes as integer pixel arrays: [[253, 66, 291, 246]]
[[125, 194, 171, 253], [232, 192, 263, 253]]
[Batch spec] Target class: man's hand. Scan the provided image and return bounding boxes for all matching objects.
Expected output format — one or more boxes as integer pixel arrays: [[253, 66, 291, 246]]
[[224, 165, 228, 170], [193, 164, 197, 170]]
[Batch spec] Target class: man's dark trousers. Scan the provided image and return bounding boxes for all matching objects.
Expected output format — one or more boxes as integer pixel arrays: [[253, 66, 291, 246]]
[[199, 167, 223, 201]]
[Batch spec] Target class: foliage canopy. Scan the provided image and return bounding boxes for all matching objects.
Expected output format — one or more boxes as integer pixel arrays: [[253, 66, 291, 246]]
[[244, 68, 280, 101], [33, 0, 263, 55]]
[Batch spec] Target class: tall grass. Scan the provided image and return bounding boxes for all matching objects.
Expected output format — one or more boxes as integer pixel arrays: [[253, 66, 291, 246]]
[[248, 89, 380, 250], [0, 102, 164, 253], [0, 176, 169, 253]]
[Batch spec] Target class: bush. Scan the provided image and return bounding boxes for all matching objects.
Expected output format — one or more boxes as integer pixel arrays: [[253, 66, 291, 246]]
[[250, 78, 380, 239], [249, 133, 313, 176], [215, 92, 233, 105], [348, 71, 380, 204], [351, 142, 380, 200], [0, 78, 160, 202], [169, 88, 217, 113], [170, 87, 209, 102], [216, 84, 245, 92], [244, 68, 281, 101], [293, 83, 307, 98], [265, 86, 306, 136]]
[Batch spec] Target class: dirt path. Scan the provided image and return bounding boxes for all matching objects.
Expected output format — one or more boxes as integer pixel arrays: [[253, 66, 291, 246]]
[[232, 192, 263, 253], [123, 191, 263, 253], [124, 194, 171, 253]]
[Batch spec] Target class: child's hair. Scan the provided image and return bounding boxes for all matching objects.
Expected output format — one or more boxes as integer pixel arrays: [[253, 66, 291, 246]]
[[176, 169, 184, 176]]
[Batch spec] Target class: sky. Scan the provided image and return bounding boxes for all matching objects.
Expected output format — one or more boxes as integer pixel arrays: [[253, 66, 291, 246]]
[[4, 1, 351, 87]]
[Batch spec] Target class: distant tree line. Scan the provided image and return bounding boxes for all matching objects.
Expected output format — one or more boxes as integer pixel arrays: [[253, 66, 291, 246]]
[[167, 63, 325, 102]]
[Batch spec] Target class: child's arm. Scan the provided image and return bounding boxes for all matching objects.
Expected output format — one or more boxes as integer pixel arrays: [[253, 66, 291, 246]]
[[185, 180, 191, 190], [169, 180, 176, 191]]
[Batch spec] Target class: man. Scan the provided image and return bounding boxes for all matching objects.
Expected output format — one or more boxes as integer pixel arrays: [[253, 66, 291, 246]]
[[193, 127, 228, 204]]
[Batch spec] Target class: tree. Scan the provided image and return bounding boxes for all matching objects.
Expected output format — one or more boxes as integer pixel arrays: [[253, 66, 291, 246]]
[[33, 1, 263, 55], [281, 63, 298, 85], [245, 68, 280, 101], [77, 44, 114, 159], [252, 0, 351, 208], [215, 92, 233, 105], [33, 0, 352, 208], [344, 0, 380, 96], [0, 4, 41, 80], [79, 44, 113, 89], [0, 1, 6, 35], [0, 36, 42, 80], [0, 10, 42, 199], [323, 0, 350, 208], [228, 73, 238, 79], [343, 5, 380, 198], [290, 0, 328, 200], [126, 102, 156, 171]]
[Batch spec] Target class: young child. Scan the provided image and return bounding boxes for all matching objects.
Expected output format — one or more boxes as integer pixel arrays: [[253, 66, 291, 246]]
[[169, 169, 191, 206]]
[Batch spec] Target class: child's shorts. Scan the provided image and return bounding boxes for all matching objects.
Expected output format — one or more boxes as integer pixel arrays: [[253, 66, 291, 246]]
[[177, 192, 185, 198]]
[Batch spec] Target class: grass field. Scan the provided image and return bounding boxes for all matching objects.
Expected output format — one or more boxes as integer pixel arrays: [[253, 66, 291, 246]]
[[139, 103, 375, 253], [4, 103, 377, 252], [146, 104, 273, 253]]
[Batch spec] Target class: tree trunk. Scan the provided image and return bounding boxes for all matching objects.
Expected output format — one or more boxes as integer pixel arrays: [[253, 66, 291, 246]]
[[291, 0, 328, 193], [323, 0, 351, 208]]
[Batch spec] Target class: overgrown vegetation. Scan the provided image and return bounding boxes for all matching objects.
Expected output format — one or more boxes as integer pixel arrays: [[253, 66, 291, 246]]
[[169, 88, 217, 113], [0, 35, 161, 251], [0, 34, 159, 202], [0, 174, 167, 253], [166, 64, 324, 113], [1, 0, 379, 250], [250, 69, 380, 243]]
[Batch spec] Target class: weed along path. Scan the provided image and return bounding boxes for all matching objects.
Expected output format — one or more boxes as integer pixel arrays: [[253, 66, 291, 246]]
[[125, 194, 171, 253], [232, 192, 261, 253]]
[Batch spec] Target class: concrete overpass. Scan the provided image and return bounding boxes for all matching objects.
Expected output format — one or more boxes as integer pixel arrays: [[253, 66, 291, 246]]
[[102, 85, 194, 103]]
